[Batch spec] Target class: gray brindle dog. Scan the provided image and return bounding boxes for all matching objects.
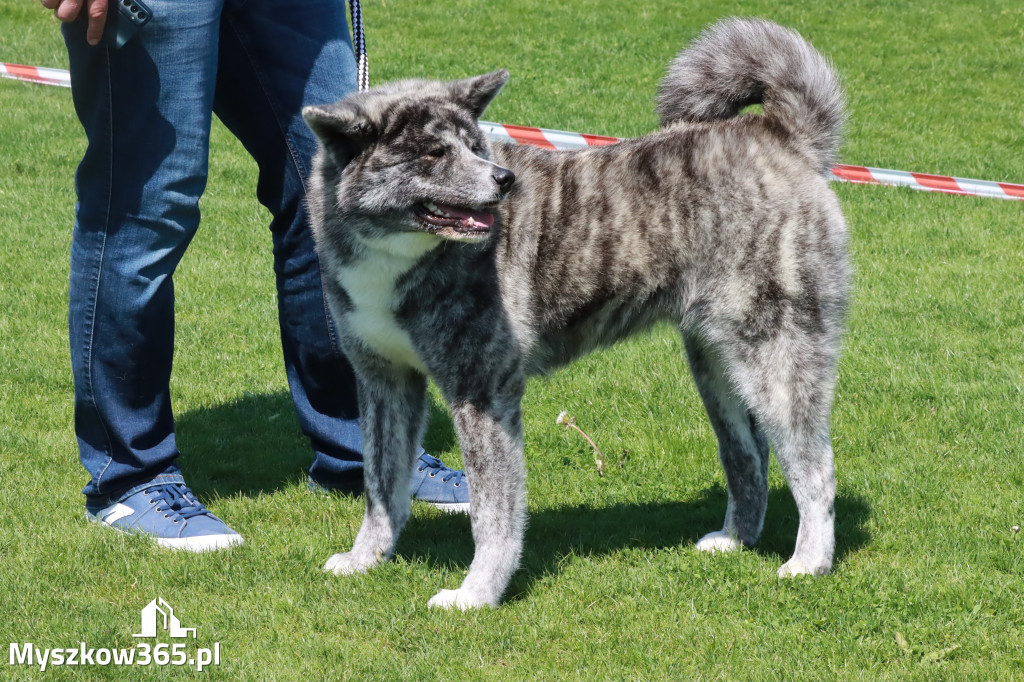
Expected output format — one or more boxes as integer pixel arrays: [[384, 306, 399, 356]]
[[303, 18, 850, 609]]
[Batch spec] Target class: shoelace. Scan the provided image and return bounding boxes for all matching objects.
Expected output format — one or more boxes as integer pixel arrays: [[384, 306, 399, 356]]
[[417, 454, 466, 486], [146, 483, 211, 522]]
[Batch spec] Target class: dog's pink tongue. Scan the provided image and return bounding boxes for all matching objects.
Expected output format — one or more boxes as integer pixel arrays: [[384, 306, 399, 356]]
[[436, 203, 494, 228]]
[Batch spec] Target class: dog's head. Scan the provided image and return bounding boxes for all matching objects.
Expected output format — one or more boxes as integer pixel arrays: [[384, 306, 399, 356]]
[[304, 70, 514, 243]]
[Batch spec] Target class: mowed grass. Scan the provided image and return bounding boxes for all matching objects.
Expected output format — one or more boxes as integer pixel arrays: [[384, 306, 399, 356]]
[[1, 0, 1023, 679]]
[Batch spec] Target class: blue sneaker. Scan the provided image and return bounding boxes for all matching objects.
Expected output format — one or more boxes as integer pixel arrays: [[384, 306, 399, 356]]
[[409, 454, 470, 514], [87, 482, 243, 552], [309, 453, 470, 514]]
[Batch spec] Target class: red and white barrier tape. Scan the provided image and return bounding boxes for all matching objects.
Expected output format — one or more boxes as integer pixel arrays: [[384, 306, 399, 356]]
[[829, 164, 1024, 201], [479, 121, 619, 150], [480, 121, 1024, 202], [1, 62, 71, 87], [5, 62, 1022, 202]]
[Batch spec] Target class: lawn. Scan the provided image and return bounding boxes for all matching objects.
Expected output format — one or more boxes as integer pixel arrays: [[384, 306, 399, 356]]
[[1, 0, 1022, 679]]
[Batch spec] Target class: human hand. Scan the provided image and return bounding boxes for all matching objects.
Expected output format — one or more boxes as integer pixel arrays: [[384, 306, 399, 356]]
[[41, 0, 109, 46]]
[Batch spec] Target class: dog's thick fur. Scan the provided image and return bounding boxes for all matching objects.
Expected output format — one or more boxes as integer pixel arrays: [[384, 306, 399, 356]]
[[303, 18, 850, 609]]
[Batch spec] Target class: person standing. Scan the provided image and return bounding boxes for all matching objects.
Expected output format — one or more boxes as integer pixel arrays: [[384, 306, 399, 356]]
[[45, 0, 469, 551]]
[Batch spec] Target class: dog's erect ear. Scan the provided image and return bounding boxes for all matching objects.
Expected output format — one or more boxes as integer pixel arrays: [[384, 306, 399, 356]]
[[303, 101, 376, 165], [449, 69, 510, 118]]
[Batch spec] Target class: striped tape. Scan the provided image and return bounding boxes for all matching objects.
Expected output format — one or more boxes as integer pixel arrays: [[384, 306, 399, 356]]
[[481, 120, 1024, 201], [4, 61, 1022, 202], [829, 164, 1024, 201], [1, 62, 71, 87], [479, 121, 619, 150]]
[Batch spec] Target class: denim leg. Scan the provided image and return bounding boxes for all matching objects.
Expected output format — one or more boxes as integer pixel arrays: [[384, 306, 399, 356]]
[[214, 0, 365, 485], [65, 1, 223, 504]]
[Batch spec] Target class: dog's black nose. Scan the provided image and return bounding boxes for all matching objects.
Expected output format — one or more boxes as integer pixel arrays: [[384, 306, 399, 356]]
[[492, 167, 515, 191]]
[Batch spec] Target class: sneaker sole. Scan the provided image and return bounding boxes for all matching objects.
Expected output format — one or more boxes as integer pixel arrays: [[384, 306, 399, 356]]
[[156, 535, 245, 552], [312, 479, 470, 513], [88, 513, 244, 553], [424, 501, 471, 514]]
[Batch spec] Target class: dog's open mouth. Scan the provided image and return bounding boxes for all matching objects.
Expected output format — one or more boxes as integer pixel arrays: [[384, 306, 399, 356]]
[[414, 201, 495, 235]]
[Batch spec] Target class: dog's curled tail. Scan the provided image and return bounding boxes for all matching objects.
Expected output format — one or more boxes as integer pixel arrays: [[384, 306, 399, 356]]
[[656, 18, 845, 175]]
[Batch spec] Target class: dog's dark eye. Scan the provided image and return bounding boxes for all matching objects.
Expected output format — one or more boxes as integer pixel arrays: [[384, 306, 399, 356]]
[[426, 148, 446, 159]]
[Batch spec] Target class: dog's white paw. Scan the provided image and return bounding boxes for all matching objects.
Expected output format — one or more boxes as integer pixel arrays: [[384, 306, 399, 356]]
[[777, 557, 831, 577], [323, 552, 377, 576], [695, 530, 743, 553], [427, 588, 494, 611]]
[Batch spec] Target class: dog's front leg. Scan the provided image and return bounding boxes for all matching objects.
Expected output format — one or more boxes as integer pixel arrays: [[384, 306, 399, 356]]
[[324, 365, 428, 576], [428, 399, 527, 610]]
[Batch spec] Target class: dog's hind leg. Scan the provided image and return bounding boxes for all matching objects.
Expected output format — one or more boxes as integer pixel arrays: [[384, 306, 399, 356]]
[[719, 328, 838, 577], [684, 333, 771, 553], [428, 397, 527, 610], [757, 353, 836, 578], [324, 366, 428, 576]]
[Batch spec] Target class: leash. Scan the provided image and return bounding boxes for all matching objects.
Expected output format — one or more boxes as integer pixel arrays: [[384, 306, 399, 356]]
[[348, 0, 368, 91]]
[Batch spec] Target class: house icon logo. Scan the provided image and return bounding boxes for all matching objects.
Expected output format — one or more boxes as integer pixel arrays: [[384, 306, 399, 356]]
[[133, 598, 197, 639]]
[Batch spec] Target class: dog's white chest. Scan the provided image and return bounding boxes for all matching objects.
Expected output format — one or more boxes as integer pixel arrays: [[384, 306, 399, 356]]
[[335, 233, 440, 371]]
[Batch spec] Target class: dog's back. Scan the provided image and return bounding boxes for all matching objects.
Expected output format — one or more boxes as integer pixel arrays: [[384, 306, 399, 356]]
[[492, 18, 848, 371]]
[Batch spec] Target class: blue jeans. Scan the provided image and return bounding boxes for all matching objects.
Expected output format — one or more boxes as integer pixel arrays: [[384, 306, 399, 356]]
[[64, 0, 365, 505]]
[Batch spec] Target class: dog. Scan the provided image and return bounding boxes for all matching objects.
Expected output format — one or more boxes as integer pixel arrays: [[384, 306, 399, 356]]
[[302, 18, 850, 609]]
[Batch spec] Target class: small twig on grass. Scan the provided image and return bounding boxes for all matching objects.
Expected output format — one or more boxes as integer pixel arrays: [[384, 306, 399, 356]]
[[556, 411, 605, 476]]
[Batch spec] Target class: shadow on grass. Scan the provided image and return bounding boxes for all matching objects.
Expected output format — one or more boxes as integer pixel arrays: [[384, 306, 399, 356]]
[[176, 390, 870, 596], [399, 488, 871, 601], [175, 390, 458, 499], [175, 391, 312, 498]]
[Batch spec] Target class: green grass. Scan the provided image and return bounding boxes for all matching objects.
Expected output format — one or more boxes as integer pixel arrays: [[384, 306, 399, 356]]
[[2, 0, 1023, 679]]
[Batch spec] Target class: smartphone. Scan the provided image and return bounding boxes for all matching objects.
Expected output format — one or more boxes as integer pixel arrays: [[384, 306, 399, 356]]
[[103, 0, 153, 48]]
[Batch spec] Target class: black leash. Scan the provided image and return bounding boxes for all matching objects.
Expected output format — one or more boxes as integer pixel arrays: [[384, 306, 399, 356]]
[[348, 0, 368, 91]]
